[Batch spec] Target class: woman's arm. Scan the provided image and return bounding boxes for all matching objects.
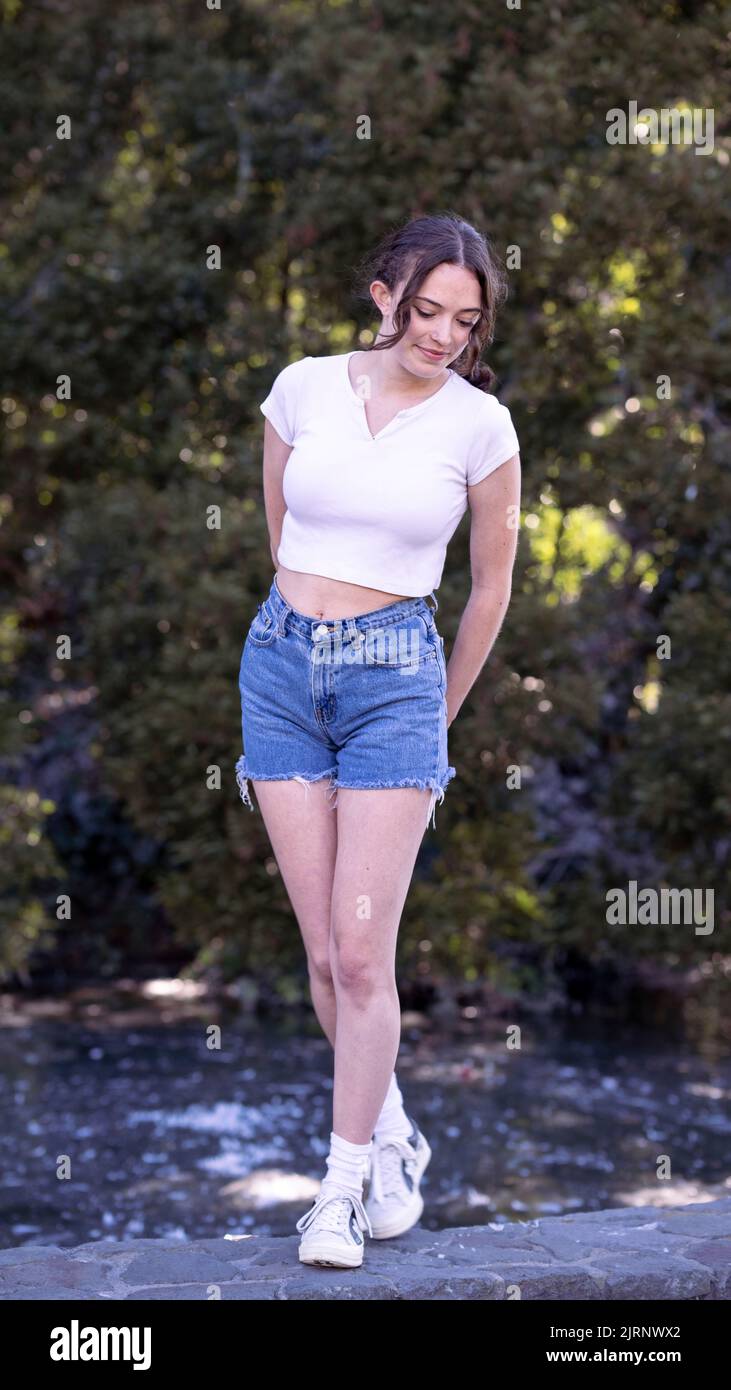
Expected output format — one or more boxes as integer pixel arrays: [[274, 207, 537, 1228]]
[[444, 452, 521, 727], [261, 417, 293, 569]]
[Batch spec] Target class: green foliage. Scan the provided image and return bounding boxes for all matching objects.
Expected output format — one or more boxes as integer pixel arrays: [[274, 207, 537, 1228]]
[[0, 786, 68, 981], [1, 0, 729, 990]]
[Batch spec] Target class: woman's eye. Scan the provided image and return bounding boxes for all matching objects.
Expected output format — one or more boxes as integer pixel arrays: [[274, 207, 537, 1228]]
[[415, 307, 477, 328]]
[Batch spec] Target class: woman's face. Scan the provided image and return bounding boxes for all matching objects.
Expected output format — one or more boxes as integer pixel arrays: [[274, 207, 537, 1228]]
[[373, 261, 483, 375]]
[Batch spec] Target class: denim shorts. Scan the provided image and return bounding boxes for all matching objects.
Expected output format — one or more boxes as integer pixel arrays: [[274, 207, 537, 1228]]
[[235, 575, 456, 830]]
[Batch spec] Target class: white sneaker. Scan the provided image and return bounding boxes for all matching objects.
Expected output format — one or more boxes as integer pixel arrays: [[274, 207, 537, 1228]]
[[296, 1183, 373, 1268], [364, 1116, 432, 1239]]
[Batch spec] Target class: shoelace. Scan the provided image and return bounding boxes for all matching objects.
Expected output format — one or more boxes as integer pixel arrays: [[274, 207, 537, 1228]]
[[368, 1134, 418, 1206], [296, 1186, 373, 1240]]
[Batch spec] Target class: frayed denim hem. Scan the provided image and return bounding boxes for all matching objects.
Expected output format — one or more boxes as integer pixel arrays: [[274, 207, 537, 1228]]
[[234, 757, 456, 830], [331, 765, 457, 831], [235, 756, 339, 813]]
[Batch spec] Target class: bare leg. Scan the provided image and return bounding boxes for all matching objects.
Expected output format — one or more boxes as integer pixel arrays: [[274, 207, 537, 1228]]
[[248, 778, 429, 1147], [249, 778, 339, 1043], [329, 787, 432, 1144]]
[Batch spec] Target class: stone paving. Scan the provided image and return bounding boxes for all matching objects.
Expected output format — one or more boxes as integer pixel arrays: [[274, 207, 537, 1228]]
[[1, 1197, 729, 1299]]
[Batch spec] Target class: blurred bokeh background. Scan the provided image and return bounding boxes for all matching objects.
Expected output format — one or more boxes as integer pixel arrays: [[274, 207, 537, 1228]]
[[0, 0, 729, 1247]]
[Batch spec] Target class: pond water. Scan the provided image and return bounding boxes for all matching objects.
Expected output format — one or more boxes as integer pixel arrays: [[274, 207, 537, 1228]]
[[1, 990, 729, 1251]]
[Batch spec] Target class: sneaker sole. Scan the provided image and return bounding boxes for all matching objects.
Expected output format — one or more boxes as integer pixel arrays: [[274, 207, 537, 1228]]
[[298, 1238, 364, 1269], [368, 1190, 424, 1240]]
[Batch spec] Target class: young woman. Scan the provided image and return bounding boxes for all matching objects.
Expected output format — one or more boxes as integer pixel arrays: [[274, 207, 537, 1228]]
[[235, 213, 521, 1269]]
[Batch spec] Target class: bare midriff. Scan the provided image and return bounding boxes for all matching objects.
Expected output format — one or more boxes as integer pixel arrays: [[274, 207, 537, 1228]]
[[274, 565, 416, 621]]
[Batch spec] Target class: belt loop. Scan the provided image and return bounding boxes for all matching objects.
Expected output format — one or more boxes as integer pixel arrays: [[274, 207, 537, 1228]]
[[273, 574, 291, 634], [426, 590, 439, 614]]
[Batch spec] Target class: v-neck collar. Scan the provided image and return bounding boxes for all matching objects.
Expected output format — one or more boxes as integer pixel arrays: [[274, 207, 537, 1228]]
[[343, 350, 456, 442]]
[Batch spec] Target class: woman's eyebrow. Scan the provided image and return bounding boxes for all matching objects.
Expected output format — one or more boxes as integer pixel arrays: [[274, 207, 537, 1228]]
[[413, 295, 482, 313]]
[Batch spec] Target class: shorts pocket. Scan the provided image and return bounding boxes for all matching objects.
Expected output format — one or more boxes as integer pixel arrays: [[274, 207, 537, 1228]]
[[247, 599, 279, 647]]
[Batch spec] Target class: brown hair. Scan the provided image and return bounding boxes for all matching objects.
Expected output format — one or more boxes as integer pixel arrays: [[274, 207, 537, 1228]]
[[351, 211, 510, 393]]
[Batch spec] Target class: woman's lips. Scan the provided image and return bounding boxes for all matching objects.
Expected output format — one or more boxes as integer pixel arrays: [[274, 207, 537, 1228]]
[[418, 345, 446, 360]]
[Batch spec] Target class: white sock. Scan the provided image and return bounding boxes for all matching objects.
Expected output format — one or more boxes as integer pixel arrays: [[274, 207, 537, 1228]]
[[373, 1072, 413, 1142], [321, 1130, 373, 1198]]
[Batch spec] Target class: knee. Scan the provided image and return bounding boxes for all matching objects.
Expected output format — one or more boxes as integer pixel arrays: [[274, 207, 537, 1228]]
[[307, 949, 335, 991], [331, 941, 390, 1001]]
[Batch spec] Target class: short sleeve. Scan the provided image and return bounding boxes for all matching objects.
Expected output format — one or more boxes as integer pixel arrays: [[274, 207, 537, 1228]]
[[259, 356, 312, 446], [466, 397, 520, 486]]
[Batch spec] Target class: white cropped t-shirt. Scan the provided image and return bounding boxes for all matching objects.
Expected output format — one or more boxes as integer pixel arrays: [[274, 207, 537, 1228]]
[[259, 350, 520, 596]]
